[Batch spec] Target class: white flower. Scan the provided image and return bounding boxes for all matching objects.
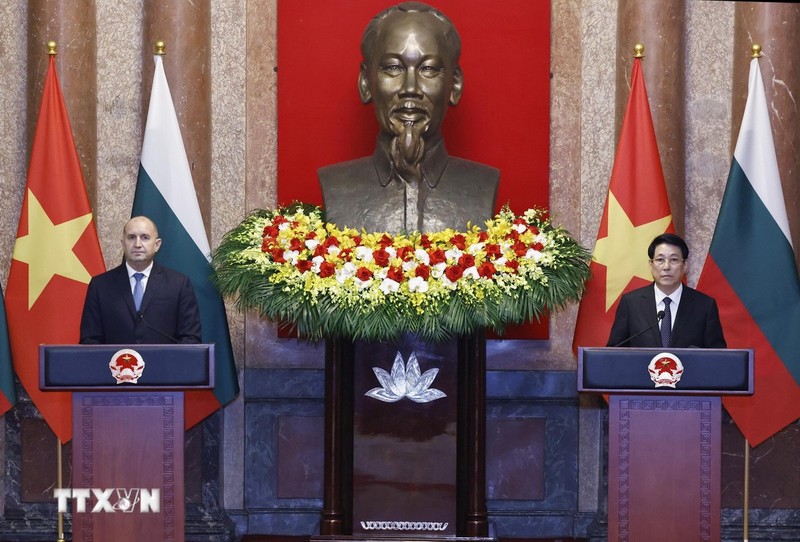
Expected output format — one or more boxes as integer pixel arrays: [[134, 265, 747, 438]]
[[284, 250, 299, 264], [408, 276, 429, 293], [305, 239, 320, 251], [414, 249, 430, 265], [445, 247, 463, 261], [335, 262, 356, 284], [327, 245, 341, 257], [311, 255, 325, 272], [354, 246, 373, 262], [430, 262, 446, 278], [401, 260, 417, 272], [514, 223, 527, 234], [525, 249, 543, 261], [379, 278, 400, 294], [354, 277, 372, 290], [467, 242, 485, 254], [463, 266, 479, 280]]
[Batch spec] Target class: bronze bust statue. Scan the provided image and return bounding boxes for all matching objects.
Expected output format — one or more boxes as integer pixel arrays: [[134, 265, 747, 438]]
[[318, 1, 499, 234]]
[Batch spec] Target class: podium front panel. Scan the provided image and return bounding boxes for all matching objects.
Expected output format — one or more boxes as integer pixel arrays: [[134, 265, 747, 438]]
[[608, 395, 721, 542], [352, 336, 458, 536], [71, 391, 185, 542]]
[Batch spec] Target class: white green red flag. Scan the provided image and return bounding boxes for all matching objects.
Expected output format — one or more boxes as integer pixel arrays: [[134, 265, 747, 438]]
[[132, 55, 239, 429], [697, 57, 800, 446]]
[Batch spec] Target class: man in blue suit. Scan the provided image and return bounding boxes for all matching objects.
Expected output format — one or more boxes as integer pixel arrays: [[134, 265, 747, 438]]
[[607, 233, 726, 348], [80, 216, 201, 344]]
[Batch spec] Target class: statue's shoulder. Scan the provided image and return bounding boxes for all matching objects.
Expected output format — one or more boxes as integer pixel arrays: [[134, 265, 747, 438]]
[[318, 157, 376, 190], [443, 156, 500, 195]]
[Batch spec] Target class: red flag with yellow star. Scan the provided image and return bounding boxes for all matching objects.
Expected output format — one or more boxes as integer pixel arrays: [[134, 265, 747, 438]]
[[572, 57, 674, 352], [6, 54, 106, 443]]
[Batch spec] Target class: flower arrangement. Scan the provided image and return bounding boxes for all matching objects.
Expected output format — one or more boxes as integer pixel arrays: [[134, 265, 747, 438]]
[[212, 203, 591, 342]]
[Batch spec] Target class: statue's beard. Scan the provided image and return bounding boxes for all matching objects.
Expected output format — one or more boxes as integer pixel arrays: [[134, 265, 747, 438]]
[[388, 108, 431, 186]]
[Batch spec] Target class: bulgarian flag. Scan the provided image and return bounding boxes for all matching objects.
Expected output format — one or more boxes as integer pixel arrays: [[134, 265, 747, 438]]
[[697, 57, 800, 447], [0, 286, 16, 414], [6, 53, 106, 443], [572, 56, 674, 352], [132, 54, 239, 429]]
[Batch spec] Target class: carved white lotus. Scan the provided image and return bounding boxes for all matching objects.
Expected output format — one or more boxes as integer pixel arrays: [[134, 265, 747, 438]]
[[365, 352, 446, 403]]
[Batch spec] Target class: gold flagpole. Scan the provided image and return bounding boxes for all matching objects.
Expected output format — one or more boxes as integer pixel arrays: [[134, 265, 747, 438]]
[[743, 439, 750, 542], [57, 437, 66, 542]]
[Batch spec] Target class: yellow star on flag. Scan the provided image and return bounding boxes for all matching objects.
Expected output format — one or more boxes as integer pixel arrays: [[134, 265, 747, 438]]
[[593, 191, 672, 310], [12, 189, 94, 309]]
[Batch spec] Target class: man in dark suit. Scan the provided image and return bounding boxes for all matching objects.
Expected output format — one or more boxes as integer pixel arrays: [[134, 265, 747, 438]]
[[607, 233, 726, 348], [319, 2, 498, 233], [80, 216, 201, 344]]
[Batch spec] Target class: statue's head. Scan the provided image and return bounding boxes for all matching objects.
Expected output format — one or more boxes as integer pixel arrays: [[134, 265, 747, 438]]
[[358, 2, 463, 144]]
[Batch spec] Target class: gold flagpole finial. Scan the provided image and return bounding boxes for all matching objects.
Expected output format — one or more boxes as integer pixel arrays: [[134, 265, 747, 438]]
[[751, 44, 762, 58], [155, 41, 166, 56], [47, 41, 57, 56], [633, 43, 645, 59]]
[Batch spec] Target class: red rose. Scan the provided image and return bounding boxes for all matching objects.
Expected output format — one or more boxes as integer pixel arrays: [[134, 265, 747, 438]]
[[296, 260, 313, 273], [396, 246, 414, 261], [318, 261, 336, 278], [528, 225, 540, 235], [420, 234, 432, 249], [272, 215, 288, 225], [288, 238, 303, 251], [505, 260, 520, 273], [270, 248, 286, 263], [305, 231, 317, 240], [261, 238, 273, 252], [353, 235, 362, 246], [531, 241, 544, 251], [478, 231, 489, 242], [513, 241, 528, 257], [387, 267, 405, 283], [428, 248, 447, 265], [450, 234, 467, 250], [379, 234, 394, 248], [323, 236, 340, 249], [355, 267, 373, 281], [338, 248, 353, 261], [313, 245, 326, 257], [445, 265, 464, 282], [478, 262, 496, 278], [458, 254, 476, 268], [373, 248, 391, 267], [415, 264, 430, 280], [485, 243, 502, 259], [263, 225, 279, 238]]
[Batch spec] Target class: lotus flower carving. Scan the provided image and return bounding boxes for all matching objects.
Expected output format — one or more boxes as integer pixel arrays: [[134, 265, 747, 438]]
[[365, 352, 446, 403]]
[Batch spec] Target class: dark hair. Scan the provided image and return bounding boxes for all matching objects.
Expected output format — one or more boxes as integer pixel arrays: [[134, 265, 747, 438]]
[[361, 2, 461, 65], [648, 233, 689, 259]]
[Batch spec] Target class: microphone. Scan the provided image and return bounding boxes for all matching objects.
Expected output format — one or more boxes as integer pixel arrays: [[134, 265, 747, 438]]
[[136, 310, 179, 344], [612, 310, 665, 347]]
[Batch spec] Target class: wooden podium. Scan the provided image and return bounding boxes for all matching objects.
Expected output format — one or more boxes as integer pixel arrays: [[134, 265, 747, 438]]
[[317, 333, 490, 541], [40, 344, 214, 542], [578, 347, 753, 542]]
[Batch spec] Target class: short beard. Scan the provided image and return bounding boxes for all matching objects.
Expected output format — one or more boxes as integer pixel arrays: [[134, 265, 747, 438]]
[[389, 119, 430, 186]]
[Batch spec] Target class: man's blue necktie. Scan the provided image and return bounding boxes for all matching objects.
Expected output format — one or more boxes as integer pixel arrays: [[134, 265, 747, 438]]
[[660, 297, 672, 347], [133, 272, 145, 311]]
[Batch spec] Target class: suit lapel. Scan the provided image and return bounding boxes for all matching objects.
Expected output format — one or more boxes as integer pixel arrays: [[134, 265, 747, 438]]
[[114, 264, 138, 317], [636, 285, 661, 346], [139, 263, 162, 314]]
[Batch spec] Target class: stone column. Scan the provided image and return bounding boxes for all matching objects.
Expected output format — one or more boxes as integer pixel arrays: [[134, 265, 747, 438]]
[[616, 0, 687, 231], [734, 4, 800, 269], [27, 0, 97, 201], [142, 0, 212, 230]]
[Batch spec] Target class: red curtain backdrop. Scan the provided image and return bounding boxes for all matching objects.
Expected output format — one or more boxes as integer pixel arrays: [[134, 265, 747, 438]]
[[277, 0, 551, 338]]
